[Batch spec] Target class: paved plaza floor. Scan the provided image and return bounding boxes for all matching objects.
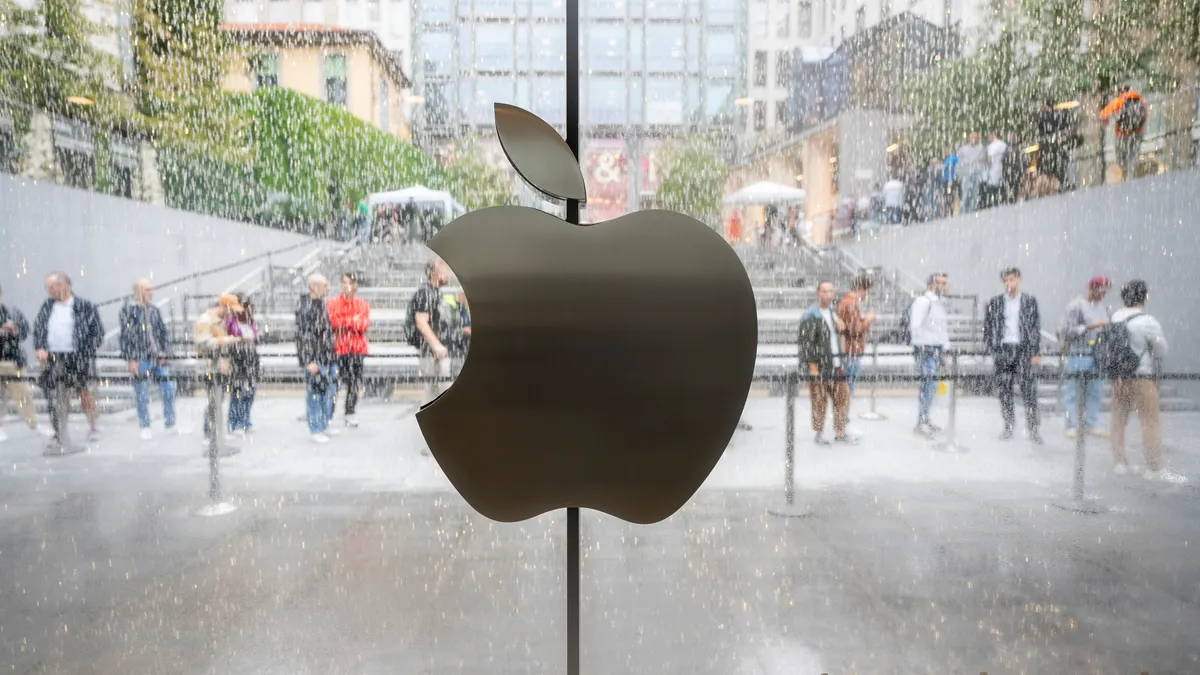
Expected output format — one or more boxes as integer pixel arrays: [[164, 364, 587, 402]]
[[0, 393, 1197, 674]]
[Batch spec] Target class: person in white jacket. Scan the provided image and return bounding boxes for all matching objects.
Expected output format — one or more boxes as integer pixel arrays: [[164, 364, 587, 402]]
[[910, 273, 950, 436], [1109, 280, 1186, 484]]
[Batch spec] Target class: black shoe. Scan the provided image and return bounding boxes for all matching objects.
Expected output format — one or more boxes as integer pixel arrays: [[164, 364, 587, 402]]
[[813, 434, 831, 446], [1000, 427, 1014, 441]]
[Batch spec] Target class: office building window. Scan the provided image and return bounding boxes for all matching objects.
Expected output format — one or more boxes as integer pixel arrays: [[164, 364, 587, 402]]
[[799, 1, 812, 37], [476, 0, 512, 15], [423, 0, 453, 22], [587, 76, 626, 124], [752, 11, 769, 38], [588, 24, 625, 71], [706, 32, 736, 76], [533, 25, 565, 71], [324, 54, 347, 106], [532, 76, 565, 124], [775, 100, 787, 126], [753, 100, 766, 131], [645, 25, 685, 71], [777, 7, 789, 37], [753, 51, 767, 87], [251, 53, 278, 88], [646, 0, 683, 18], [705, 83, 732, 120], [855, 5, 865, 31], [421, 32, 452, 74], [707, 0, 736, 25], [589, 0, 624, 18], [775, 50, 790, 87], [646, 78, 683, 125], [476, 24, 514, 71]]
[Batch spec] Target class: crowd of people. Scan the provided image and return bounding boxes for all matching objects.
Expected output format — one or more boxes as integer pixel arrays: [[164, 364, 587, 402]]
[[798, 270, 1187, 485]]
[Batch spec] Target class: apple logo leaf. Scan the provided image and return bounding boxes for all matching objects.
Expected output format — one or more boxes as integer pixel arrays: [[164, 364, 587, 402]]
[[494, 103, 587, 203]]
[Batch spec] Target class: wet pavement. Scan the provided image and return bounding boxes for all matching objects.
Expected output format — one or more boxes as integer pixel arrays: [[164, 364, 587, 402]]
[[1, 395, 1198, 674]]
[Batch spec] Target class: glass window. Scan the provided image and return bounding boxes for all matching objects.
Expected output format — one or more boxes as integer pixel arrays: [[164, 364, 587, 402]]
[[799, 1, 813, 37], [706, 82, 732, 118], [645, 0, 682, 18], [589, 0, 625, 18], [251, 52, 278, 89], [775, 99, 787, 126], [457, 25, 472, 69], [752, 10, 769, 38], [532, 75, 565, 124], [753, 50, 767, 87], [421, 32, 452, 74], [530, 0, 563, 18], [705, 31, 736, 77], [533, 25, 565, 70], [645, 77, 683, 125], [324, 53, 347, 107], [629, 24, 643, 70], [587, 25, 625, 71], [516, 24, 530, 69], [776, 49, 790, 87], [777, 6, 790, 37], [686, 25, 700, 72], [476, 24, 514, 70], [423, 0, 452, 22], [587, 76, 626, 124], [517, 78, 531, 108], [706, 0, 736, 24], [476, 0, 512, 15], [753, 99, 766, 130], [475, 75, 516, 122], [684, 76, 700, 121], [645, 25, 684, 71], [423, 80, 452, 126], [629, 77, 644, 124]]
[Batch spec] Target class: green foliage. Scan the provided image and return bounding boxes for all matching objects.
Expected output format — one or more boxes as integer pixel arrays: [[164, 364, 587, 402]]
[[439, 138, 515, 210], [158, 145, 268, 222], [655, 135, 729, 226]]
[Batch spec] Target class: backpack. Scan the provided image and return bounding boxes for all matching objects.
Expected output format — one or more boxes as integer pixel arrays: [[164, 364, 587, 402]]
[[1116, 96, 1147, 134], [1093, 312, 1142, 379], [896, 298, 917, 345]]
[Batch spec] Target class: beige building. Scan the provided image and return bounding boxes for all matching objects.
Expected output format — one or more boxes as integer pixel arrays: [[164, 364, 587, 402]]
[[222, 23, 413, 141]]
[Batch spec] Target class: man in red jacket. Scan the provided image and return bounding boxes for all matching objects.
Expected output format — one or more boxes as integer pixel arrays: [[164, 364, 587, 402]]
[[327, 272, 371, 428]]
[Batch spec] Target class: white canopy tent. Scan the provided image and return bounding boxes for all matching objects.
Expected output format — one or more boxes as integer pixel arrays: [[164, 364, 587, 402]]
[[367, 186, 467, 218], [722, 181, 807, 206]]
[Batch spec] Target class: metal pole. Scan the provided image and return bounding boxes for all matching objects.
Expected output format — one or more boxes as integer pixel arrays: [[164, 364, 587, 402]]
[[564, 0, 581, 672], [934, 349, 968, 453], [769, 371, 811, 518], [1054, 371, 1105, 513], [859, 340, 886, 421], [195, 364, 239, 516]]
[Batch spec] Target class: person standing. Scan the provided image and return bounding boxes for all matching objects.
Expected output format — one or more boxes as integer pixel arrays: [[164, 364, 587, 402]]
[[1099, 85, 1147, 181], [956, 131, 986, 213], [0, 284, 37, 442], [194, 294, 244, 446], [882, 176, 904, 225], [297, 274, 339, 444], [411, 260, 451, 456], [1108, 280, 1186, 484], [983, 268, 1043, 443], [837, 275, 876, 417], [1058, 276, 1112, 439], [940, 146, 959, 217], [34, 272, 104, 444], [119, 279, 179, 441], [984, 132, 1008, 209], [327, 272, 370, 428], [225, 293, 260, 436], [910, 273, 950, 436], [799, 281, 853, 445]]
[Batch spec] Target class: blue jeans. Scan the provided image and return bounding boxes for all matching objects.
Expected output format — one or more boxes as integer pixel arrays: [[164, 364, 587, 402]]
[[228, 386, 256, 432], [842, 356, 862, 397], [1063, 354, 1102, 431], [915, 347, 942, 425], [306, 364, 338, 434], [132, 360, 176, 429]]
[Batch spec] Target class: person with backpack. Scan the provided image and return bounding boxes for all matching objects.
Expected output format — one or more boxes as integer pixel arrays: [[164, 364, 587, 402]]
[[0, 284, 37, 443], [983, 268, 1043, 444], [1057, 275, 1112, 439], [1100, 84, 1147, 181], [409, 260, 452, 455], [910, 273, 950, 437], [1104, 280, 1185, 484]]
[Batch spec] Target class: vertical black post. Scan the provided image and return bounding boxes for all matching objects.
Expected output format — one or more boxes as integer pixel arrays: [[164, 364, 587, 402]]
[[1073, 372, 1088, 502], [783, 372, 796, 505], [564, 1, 581, 674]]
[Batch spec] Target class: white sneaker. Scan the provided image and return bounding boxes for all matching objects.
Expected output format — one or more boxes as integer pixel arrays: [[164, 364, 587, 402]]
[[1145, 469, 1188, 485], [0, 428, 8, 443], [140, 429, 153, 441], [326, 427, 342, 437], [168, 426, 191, 436], [1065, 428, 1077, 440], [345, 416, 359, 428], [312, 433, 331, 445]]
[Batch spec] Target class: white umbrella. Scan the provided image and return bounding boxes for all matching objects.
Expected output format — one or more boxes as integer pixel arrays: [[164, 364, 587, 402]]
[[722, 181, 807, 206], [368, 186, 467, 216]]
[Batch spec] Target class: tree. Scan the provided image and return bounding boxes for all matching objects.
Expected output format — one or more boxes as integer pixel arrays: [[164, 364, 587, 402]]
[[655, 136, 729, 227], [437, 138, 516, 210]]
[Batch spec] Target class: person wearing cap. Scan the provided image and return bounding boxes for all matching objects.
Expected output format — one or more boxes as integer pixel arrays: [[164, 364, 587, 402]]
[[194, 294, 245, 444], [1058, 276, 1112, 439]]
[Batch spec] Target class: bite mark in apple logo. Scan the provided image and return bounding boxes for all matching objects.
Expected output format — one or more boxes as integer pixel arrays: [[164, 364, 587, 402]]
[[417, 103, 758, 525]]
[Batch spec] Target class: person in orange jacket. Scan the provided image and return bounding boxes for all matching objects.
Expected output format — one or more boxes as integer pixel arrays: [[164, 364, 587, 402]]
[[326, 272, 371, 427], [1099, 84, 1147, 181]]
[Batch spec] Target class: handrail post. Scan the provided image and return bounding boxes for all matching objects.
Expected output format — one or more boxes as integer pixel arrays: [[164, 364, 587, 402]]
[[195, 360, 240, 516], [1054, 371, 1106, 513], [769, 370, 812, 518], [858, 340, 886, 421], [934, 349, 968, 453]]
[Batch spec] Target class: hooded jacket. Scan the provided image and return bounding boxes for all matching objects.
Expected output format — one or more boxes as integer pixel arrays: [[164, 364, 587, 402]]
[[798, 305, 843, 378], [295, 295, 336, 367], [326, 294, 371, 356]]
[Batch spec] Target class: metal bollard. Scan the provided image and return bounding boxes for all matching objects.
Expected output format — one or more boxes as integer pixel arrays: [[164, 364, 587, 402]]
[[195, 369, 240, 517], [1054, 372, 1105, 513], [934, 350, 968, 453], [858, 341, 887, 421], [769, 371, 812, 518]]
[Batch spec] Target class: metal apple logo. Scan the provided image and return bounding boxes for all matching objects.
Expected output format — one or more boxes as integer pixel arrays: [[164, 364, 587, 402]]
[[417, 104, 758, 525]]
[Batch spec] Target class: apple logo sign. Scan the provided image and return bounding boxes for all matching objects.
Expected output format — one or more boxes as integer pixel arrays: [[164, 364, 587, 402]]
[[417, 103, 758, 525]]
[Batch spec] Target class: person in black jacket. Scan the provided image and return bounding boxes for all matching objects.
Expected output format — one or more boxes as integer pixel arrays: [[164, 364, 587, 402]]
[[984, 267, 1042, 443], [33, 272, 104, 443], [296, 274, 338, 443], [0, 283, 38, 441], [119, 279, 178, 440]]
